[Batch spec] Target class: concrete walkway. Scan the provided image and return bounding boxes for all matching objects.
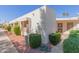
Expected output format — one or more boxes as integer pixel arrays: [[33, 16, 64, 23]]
[[51, 30, 71, 53], [51, 42, 63, 53], [0, 29, 18, 53], [50, 31, 70, 53]]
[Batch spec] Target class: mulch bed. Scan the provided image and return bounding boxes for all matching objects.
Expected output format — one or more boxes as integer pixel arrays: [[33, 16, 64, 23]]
[[5, 31, 29, 53]]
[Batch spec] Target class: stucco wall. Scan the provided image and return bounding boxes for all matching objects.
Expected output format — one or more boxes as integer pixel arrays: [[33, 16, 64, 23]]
[[24, 6, 57, 34], [19, 6, 56, 44], [56, 20, 79, 32]]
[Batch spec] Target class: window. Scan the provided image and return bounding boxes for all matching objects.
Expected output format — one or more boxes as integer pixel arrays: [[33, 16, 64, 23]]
[[57, 23, 63, 33], [58, 29, 62, 33], [58, 23, 62, 27]]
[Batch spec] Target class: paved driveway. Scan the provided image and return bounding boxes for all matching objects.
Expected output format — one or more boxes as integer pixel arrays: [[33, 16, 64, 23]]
[[0, 28, 18, 53]]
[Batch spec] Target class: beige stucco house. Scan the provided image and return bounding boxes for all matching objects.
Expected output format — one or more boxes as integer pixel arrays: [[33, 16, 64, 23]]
[[9, 5, 56, 44], [8, 5, 79, 45], [56, 17, 79, 33], [8, 5, 79, 35]]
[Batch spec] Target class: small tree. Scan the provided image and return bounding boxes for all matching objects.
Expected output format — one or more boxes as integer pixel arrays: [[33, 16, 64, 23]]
[[7, 25, 11, 31], [14, 25, 21, 35]]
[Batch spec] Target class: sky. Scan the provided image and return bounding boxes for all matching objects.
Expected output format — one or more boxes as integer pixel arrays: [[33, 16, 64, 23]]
[[0, 5, 79, 23]]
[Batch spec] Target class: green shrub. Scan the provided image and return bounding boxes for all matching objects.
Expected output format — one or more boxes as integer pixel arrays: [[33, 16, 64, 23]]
[[3, 25, 8, 30], [7, 25, 11, 31], [70, 30, 79, 34], [14, 25, 21, 35], [49, 32, 61, 45], [63, 30, 79, 53], [29, 34, 41, 48], [69, 30, 79, 37]]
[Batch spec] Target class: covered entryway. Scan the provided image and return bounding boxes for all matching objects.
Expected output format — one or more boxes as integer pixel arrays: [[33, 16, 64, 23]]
[[20, 18, 31, 35]]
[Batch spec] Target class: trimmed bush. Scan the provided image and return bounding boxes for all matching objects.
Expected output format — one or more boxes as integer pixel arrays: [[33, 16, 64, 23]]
[[7, 25, 11, 31], [29, 34, 41, 48], [49, 32, 61, 45], [14, 25, 21, 35], [63, 30, 79, 53], [69, 30, 79, 37]]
